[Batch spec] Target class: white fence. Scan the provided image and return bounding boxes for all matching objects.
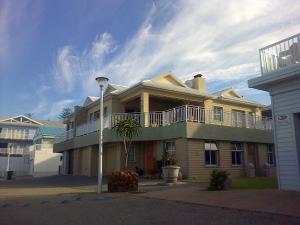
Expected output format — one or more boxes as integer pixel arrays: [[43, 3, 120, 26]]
[[260, 33, 300, 74], [55, 105, 272, 143]]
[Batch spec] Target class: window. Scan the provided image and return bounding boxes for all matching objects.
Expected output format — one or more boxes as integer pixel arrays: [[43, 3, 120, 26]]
[[0, 127, 2, 133], [213, 107, 223, 122], [231, 143, 244, 166], [205, 142, 219, 166], [248, 112, 255, 128], [166, 141, 176, 156], [94, 110, 100, 120], [89, 113, 93, 122], [267, 144, 275, 165], [128, 145, 135, 162], [103, 107, 108, 117]]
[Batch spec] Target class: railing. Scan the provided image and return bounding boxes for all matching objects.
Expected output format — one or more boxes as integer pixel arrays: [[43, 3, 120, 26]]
[[0, 148, 24, 155], [34, 144, 53, 151], [0, 131, 35, 140], [54, 105, 272, 143], [260, 33, 300, 74]]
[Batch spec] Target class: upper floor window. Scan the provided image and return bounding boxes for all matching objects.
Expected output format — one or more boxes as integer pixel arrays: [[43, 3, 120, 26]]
[[267, 144, 275, 165], [103, 107, 108, 118], [213, 107, 223, 122], [205, 142, 219, 166], [94, 111, 100, 120], [231, 143, 244, 166]]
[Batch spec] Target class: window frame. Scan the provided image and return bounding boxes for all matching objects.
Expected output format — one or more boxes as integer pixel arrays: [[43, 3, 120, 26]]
[[213, 106, 224, 122], [231, 142, 244, 166], [204, 141, 219, 167], [128, 145, 136, 162], [165, 141, 176, 156], [267, 144, 275, 165]]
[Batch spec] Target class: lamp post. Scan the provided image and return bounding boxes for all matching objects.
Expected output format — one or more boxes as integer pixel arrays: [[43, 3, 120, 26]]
[[95, 76, 109, 194]]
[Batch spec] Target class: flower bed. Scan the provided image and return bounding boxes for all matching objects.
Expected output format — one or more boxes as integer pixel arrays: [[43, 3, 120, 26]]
[[108, 170, 139, 192]]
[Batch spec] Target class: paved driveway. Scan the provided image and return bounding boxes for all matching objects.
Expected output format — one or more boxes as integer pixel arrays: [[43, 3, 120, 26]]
[[0, 176, 300, 225]]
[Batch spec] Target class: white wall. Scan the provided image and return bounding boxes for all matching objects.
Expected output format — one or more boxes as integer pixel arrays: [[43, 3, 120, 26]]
[[33, 146, 62, 177], [271, 77, 300, 191]]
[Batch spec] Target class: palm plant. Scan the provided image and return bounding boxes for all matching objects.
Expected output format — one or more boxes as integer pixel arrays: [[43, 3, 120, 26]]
[[113, 117, 141, 169]]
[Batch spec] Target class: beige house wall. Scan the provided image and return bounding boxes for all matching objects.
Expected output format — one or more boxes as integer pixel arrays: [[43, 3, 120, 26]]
[[175, 138, 189, 177], [186, 139, 270, 179]]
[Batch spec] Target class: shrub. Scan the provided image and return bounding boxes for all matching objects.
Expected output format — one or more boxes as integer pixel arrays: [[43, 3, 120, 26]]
[[108, 170, 139, 192], [208, 170, 230, 191]]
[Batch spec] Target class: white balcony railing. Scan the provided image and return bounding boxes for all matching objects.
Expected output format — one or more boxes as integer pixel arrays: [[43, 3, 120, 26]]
[[0, 131, 35, 140], [54, 105, 272, 143], [0, 148, 24, 155], [260, 33, 300, 74]]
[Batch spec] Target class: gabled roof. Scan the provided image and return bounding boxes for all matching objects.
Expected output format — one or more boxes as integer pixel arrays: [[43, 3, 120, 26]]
[[83, 96, 99, 107], [106, 84, 128, 95], [151, 72, 187, 88], [213, 87, 242, 98], [0, 115, 43, 125]]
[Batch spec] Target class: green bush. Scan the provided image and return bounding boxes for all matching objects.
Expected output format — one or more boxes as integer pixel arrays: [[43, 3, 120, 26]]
[[208, 169, 230, 191]]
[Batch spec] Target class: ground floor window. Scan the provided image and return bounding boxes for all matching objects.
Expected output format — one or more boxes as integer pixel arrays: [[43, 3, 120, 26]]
[[231, 143, 244, 166], [165, 141, 176, 156], [204, 142, 219, 166], [128, 145, 135, 162], [267, 144, 275, 165]]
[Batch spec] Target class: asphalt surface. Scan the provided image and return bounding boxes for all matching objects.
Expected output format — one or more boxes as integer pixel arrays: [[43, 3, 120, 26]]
[[1, 193, 300, 225], [0, 176, 299, 225]]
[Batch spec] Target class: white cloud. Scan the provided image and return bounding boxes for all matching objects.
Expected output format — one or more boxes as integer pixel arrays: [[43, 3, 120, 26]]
[[45, 99, 78, 119], [0, 0, 42, 67], [31, 85, 50, 116], [53, 32, 116, 94], [52, 0, 300, 99]]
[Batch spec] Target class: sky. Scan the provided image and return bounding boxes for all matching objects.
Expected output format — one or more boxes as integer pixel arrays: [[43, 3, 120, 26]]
[[0, 0, 300, 120]]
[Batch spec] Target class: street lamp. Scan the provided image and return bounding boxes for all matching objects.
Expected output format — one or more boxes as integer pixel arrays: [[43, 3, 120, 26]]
[[95, 76, 109, 194]]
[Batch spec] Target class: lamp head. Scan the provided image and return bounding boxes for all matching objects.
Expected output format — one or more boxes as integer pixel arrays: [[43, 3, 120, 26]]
[[95, 76, 109, 87]]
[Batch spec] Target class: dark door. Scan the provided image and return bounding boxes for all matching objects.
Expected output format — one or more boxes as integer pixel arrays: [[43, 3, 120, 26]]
[[68, 150, 74, 175], [146, 142, 154, 174]]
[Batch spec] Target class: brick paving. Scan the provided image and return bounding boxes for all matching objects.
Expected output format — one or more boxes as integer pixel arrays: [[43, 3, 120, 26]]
[[140, 185, 300, 217]]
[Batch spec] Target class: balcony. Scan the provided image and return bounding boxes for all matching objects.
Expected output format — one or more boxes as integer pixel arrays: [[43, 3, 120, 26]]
[[260, 33, 300, 74], [55, 105, 272, 143], [0, 130, 35, 140], [0, 148, 24, 156]]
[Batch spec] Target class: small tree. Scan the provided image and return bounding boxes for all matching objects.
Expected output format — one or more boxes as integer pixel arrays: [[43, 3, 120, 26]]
[[113, 117, 141, 170], [57, 107, 72, 121]]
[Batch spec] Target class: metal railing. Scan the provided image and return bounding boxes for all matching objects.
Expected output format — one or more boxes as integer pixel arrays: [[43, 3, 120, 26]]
[[34, 144, 53, 151], [0, 148, 24, 155], [54, 105, 272, 143], [0, 131, 35, 140], [260, 33, 300, 74]]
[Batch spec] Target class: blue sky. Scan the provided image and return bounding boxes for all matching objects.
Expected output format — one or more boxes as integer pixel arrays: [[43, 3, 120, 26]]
[[0, 0, 300, 120]]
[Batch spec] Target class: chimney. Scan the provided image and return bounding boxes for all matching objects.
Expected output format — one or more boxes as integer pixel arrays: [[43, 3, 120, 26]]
[[192, 74, 206, 93]]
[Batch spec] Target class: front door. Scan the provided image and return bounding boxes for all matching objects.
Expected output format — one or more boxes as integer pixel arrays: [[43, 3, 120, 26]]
[[146, 142, 154, 174], [68, 150, 74, 175]]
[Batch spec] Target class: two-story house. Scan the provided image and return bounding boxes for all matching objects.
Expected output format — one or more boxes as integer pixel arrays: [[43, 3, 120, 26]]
[[54, 73, 274, 179], [0, 115, 64, 177], [249, 33, 300, 191]]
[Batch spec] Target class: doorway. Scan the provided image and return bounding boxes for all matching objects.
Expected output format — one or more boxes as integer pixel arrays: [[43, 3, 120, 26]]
[[146, 142, 154, 174], [68, 150, 74, 175], [247, 144, 259, 175]]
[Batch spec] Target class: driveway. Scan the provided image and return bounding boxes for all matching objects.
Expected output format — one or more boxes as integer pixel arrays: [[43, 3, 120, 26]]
[[0, 176, 300, 225]]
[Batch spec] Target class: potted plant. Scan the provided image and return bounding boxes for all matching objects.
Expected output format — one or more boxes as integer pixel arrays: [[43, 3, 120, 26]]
[[162, 154, 180, 183]]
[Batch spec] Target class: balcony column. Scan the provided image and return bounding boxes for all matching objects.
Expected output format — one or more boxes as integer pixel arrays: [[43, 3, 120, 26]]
[[141, 92, 149, 127]]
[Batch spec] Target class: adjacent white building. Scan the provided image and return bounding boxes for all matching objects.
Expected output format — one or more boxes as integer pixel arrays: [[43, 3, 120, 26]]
[[249, 33, 300, 191], [0, 115, 65, 177]]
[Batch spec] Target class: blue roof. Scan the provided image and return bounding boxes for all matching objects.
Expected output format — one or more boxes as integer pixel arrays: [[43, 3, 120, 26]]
[[38, 126, 65, 137]]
